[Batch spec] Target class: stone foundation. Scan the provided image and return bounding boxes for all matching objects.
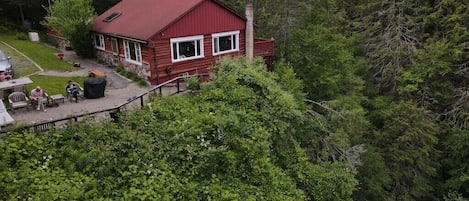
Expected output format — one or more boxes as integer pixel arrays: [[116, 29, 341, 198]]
[[96, 51, 151, 82]]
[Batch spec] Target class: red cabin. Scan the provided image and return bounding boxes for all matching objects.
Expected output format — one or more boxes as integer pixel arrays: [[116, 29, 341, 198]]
[[90, 0, 275, 85]]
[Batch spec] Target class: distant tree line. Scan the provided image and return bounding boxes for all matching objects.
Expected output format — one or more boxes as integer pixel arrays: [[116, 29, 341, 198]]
[[220, 0, 469, 200], [0, 0, 119, 29]]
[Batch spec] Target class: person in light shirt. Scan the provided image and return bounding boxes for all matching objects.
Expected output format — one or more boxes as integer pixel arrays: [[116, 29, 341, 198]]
[[30, 86, 46, 112]]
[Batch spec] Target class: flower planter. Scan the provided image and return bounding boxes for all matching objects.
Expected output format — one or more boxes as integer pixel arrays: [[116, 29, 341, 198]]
[[57, 52, 64, 60]]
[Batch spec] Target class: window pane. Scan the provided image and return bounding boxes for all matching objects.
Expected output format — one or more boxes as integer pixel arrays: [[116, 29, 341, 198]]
[[135, 43, 141, 62], [178, 41, 195, 57], [124, 41, 130, 58], [213, 38, 219, 53], [129, 42, 136, 60], [196, 40, 201, 56], [111, 39, 118, 53], [218, 35, 233, 51], [95, 36, 101, 47], [173, 43, 178, 60], [232, 35, 237, 49]]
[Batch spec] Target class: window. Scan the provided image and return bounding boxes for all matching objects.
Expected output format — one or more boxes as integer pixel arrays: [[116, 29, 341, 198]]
[[212, 31, 239, 55], [93, 34, 105, 50], [124, 40, 142, 64], [170, 35, 204, 62], [111, 38, 119, 54], [103, 12, 121, 22]]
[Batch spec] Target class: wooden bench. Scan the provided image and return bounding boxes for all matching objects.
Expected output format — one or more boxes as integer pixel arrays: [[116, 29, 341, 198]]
[[8, 92, 29, 112]]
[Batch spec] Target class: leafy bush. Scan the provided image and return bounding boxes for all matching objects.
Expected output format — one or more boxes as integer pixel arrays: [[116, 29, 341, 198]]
[[115, 66, 148, 87], [0, 21, 25, 34], [15, 33, 29, 40], [38, 31, 59, 47], [185, 75, 200, 90], [0, 57, 357, 200]]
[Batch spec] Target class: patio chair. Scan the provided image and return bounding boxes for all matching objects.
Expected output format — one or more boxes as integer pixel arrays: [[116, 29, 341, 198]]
[[8, 92, 29, 112], [0, 100, 14, 128], [66, 82, 84, 102]]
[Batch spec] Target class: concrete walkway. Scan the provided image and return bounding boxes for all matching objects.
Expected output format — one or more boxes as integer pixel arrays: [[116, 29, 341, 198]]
[[8, 50, 175, 126]]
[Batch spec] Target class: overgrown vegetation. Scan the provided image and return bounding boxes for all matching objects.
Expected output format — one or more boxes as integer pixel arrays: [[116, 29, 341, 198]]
[[0, 58, 356, 200], [43, 0, 96, 58], [2, 0, 469, 200]]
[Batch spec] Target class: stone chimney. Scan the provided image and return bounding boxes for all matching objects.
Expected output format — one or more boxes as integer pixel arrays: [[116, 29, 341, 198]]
[[245, 3, 254, 62]]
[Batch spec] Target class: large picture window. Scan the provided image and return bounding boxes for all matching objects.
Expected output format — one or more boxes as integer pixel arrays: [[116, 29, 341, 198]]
[[93, 34, 105, 50], [170, 35, 204, 62], [124, 40, 142, 64], [212, 31, 239, 55]]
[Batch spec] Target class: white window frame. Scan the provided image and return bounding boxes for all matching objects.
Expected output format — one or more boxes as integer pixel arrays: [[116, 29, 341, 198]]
[[93, 34, 105, 50], [123, 40, 142, 64], [212, 30, 239, 55], [170, 35, 204, 63]]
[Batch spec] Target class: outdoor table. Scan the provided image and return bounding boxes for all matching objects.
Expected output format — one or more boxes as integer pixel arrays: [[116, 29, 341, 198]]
[[89, 69, 105, 77], [0, 77, 33, 100], [50, 94, 65, 104]]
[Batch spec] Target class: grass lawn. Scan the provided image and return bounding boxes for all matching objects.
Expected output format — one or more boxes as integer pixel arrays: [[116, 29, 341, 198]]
[[0, 42, 38, 76], [0, 31, 88, 99], [26, 75, 88, 97], [0, 33, 75, 72]]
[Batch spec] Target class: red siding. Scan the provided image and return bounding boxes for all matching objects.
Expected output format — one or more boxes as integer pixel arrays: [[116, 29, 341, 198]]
[[151, 31, 246, 84], [152, 0, 246, 40], [148, 0, 248, 84], [94, 0, 274, 85]]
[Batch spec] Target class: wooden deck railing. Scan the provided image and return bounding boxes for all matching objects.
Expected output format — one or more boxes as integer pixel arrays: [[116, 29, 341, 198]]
[[254, 38, 275, 57], [1, 74, 209, 134]]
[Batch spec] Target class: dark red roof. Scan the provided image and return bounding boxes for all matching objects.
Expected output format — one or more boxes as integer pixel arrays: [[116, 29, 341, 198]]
[[92, 0, 207, 41]]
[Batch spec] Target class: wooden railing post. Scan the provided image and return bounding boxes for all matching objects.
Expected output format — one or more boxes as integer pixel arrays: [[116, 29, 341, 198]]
[[176, 79, 180, 93], [140, 96, 144, 108]]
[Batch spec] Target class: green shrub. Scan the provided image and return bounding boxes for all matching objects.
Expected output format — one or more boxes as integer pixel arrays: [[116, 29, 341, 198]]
[[115, 66, 124, 73], [137, 79, 148, 87], [15, 33, 29, 40], [38, 31, 59, 47], [115, 66, 148, 86], [97, 58, 106, 64], [186, 76, 200, 90], [0, 21, 23, 34]]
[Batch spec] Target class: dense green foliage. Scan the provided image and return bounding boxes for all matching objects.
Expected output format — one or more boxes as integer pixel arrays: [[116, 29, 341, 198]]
[[43, 0, 96, 58], [0, 58, 357, 200], [220, 0, 469, 200], [2, 0, 469, 200]]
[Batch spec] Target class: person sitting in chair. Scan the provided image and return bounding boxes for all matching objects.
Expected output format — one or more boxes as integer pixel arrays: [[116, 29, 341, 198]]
[[30, 86, 46, 112], [66, 80, 79, 102]]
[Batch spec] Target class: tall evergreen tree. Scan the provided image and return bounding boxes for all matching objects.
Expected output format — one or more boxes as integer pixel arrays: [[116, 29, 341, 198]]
[[354, 0, 428, 94], [367, 99, 440, 200]]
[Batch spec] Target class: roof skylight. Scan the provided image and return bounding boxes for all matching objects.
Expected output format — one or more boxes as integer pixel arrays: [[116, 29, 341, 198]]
[[103, 12, 122, 23]]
